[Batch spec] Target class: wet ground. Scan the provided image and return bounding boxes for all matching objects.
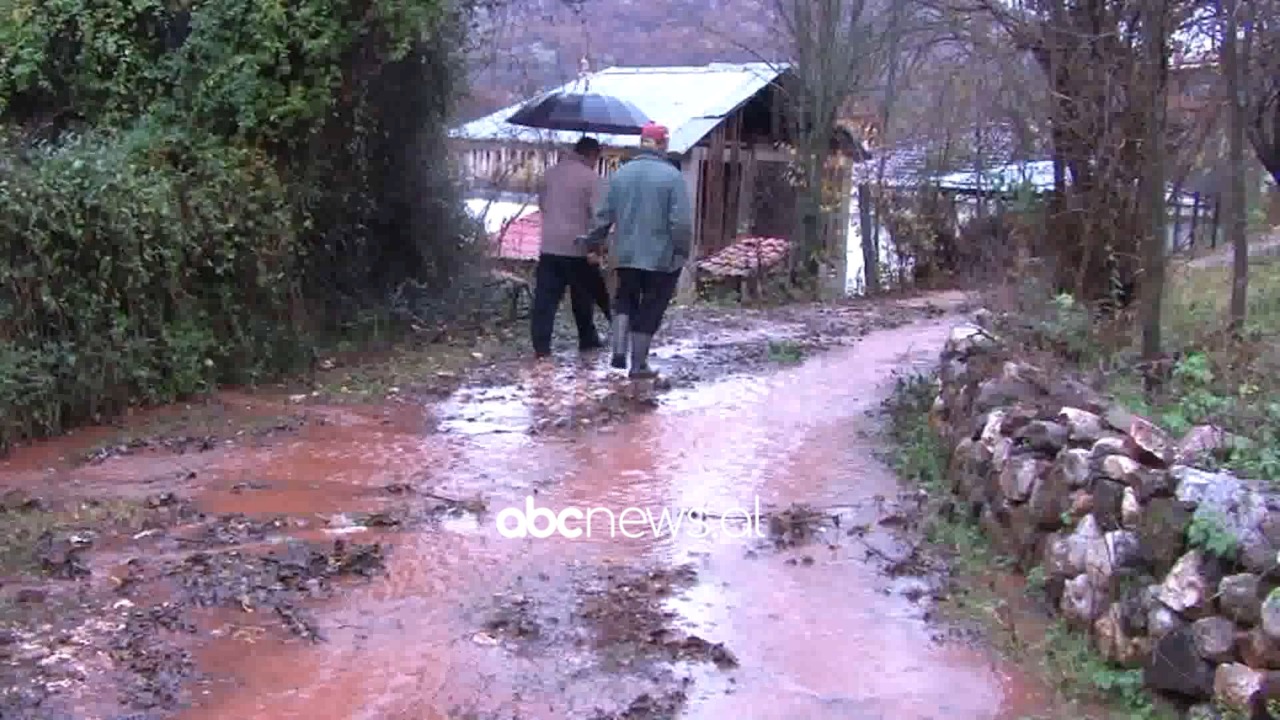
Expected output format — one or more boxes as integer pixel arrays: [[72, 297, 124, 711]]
[[1, 292, 1092, 719]]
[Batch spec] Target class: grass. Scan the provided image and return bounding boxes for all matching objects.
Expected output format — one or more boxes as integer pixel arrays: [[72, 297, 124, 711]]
[[0, 498, 155, 575], [766, 339, 805, 364], [1164, 254, 1280, 344], [883, 372, 1176, 720], [309, 322, 526, 402], [1104, 256, 1280, 482]]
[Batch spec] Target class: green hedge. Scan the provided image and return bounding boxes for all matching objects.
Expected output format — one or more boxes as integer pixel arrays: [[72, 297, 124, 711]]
[[0, 125, 307, 450]]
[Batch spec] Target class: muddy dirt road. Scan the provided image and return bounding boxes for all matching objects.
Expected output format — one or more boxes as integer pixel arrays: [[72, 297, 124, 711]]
[[1, 293, 1077, 720]]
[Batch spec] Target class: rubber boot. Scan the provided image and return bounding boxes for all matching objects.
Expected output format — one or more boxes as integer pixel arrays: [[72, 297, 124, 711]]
[[629, 332, 657, 379], [610, 314, 630, 369]]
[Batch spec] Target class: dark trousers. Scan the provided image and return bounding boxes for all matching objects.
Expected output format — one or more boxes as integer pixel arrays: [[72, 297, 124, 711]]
[[583, 262, 611, 321], [615, 267, 680, 335], [530, 253, 605, 355]]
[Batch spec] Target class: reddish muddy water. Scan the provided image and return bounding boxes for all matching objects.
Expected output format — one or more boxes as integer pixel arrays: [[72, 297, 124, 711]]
[[1, 302, 1085, 719]]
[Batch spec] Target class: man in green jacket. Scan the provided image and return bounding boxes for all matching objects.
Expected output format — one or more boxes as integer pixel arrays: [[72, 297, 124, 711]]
[[578, 122, 693, 379]]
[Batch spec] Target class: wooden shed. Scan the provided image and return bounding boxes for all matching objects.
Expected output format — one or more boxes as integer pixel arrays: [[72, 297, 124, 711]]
[[452, 62, 865, 297]]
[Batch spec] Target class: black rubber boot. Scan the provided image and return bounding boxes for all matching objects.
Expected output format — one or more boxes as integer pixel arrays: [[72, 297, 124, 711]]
[[610, 314, 630, 369], [628, 332, 656, 379]]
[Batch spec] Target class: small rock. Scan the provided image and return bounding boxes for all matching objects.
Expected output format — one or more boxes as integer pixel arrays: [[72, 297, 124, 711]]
[[944, 324, 988, 358], [1192, 616, 1238, 662], [1121, 487, 1142, 529], [1013, 420, 1070, 454], [1214, 662, 1263, 712], [1127, 415, 1175, 466], [978, 410, 1006, 444], [1261, 588, 1280, 642], [1158, 550, 1214, 619], [1090, 435, 1133, 460], [1095, 603, 1150, 666], [948, 438, 992, 498], [1043, 533, 1083, 578], [998, 457, 1045, 503], [1240, 627, 1280, 669], [1186, 703, 1227, 720], [1028, 449, 1090, 528], [1138, 497, 1194, 577], [1145, 625, 1216, 700], [1102, 455, 1142, 483], [1085, 530, 1141, 582], [973, 376, 1042, 415], [1220, 574, 1262, 626], [1178, 425, 1248, 465], [1149, 601, 1186, 640], [1057, 448, 1093, 488], [1061, 573, 1103, 627], [1058, 407, 1105, 445], [1175, 466, 1280, 574], [1092, 479, 1126, 531], [1068, 490, 1094, 518], [15, 588, 46, 604], [471, 632, 500, 646]]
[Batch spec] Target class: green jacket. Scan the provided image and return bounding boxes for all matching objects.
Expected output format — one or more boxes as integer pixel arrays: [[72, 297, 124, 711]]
[[582, 150, 693, 273]]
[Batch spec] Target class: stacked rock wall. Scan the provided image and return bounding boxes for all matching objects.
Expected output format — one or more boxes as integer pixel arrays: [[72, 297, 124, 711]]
[[930, 319, 1280, 714]]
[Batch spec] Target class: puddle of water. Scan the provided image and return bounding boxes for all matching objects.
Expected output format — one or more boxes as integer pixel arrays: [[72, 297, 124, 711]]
[[438, 385, 532, 436]]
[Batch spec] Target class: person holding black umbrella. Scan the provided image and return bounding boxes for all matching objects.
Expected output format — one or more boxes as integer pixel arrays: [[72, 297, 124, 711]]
[[578, 122, 693, 379], [529, 137, 609, 359]]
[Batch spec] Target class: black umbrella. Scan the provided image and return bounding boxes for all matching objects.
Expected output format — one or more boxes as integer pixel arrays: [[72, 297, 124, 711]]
[[507, 89, 652, 135]]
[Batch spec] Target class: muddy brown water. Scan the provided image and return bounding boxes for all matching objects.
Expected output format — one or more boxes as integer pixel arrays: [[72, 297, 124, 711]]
[[3, 307, 1071, 719]]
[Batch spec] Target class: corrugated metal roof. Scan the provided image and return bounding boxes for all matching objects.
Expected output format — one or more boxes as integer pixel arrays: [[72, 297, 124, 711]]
[[452, 62, 789, 155]]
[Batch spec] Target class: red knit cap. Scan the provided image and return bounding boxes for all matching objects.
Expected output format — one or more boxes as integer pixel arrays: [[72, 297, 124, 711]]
[[640, 122, 669, 144]]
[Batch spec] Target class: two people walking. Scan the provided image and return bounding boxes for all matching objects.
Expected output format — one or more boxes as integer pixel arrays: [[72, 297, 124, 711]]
[[531, 123, 693, 379]]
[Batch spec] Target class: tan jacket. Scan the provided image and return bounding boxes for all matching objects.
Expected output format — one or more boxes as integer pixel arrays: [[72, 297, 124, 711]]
[[538, 154, 603, 257]]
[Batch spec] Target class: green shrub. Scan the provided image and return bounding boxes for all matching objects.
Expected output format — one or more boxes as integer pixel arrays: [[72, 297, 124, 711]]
[[0, 124, 304, 451]]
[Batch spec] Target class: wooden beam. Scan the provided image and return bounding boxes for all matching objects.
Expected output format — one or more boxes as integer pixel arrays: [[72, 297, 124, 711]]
[[738, 145, 757, 234], [676, 147, 707, 302], [704, 125, 727, 255], [725, 113, 743, 241]]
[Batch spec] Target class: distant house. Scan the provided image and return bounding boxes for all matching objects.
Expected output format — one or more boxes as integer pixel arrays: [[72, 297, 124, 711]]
[[450, 62, 865, 294]]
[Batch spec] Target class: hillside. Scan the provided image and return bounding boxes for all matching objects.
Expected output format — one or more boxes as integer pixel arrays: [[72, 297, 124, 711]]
[[460, 0, 783, 120]]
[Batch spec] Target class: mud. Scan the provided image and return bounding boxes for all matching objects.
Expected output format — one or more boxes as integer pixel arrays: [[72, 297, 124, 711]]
[[0, 292, 1095, 720]]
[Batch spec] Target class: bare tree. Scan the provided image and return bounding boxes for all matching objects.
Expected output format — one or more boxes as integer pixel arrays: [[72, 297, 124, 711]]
[[768, 0, 896, 296], [1221, 0, 1250, 331], [1244, 0, 1280, 191], [1140, 0, 1173, 360]]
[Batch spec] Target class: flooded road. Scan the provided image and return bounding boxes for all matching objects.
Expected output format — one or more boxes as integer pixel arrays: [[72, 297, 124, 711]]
[[0, 297, 1078, 719], [166, 311, 1054, 720]]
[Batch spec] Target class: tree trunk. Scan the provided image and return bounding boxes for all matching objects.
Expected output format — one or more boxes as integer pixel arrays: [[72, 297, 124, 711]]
[[1224, 0, 1249, 333], [1140, 0, 1169, 361], [858, 183, 879, 293]]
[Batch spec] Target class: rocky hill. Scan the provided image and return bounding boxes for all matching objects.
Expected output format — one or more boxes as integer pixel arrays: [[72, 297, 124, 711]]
[[461, 0, 783, 119]]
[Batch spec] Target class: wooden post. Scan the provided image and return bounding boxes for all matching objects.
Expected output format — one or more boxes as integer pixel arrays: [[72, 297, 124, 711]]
[[738, 148, 757, 234], [829, 156, 853, 297], [676, 147, 706, 302], [1189, 192, 1201, 249], [704, 126, 727, 255], [1210, 194, 1221, 249], [1170, 184, 1183, 252], [725, 114, 743, 242]]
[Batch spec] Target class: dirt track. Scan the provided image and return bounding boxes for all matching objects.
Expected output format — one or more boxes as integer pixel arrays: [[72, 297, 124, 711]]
[[0, 291, 1092, 720]]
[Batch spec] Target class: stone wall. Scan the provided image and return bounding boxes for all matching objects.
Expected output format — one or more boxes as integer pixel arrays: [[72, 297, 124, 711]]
[[929, 316, 1280, 715]]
